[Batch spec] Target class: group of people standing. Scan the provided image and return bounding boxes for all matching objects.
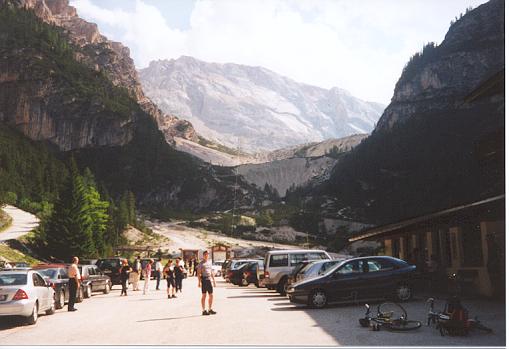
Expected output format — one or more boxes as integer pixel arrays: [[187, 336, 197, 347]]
[[66, 251, 217, 316]]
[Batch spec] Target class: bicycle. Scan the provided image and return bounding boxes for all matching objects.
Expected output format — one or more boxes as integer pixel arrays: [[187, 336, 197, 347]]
[[426, 297, 493, 336], [359, 302, 422, 331]]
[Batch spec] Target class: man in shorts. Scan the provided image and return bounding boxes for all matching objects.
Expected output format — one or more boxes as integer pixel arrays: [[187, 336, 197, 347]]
[[197, 251, 216, 315]]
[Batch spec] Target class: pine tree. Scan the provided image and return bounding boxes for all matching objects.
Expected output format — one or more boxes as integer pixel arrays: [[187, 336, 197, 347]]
[[82, 168, 109, 256], [44, 159, 95, 261]]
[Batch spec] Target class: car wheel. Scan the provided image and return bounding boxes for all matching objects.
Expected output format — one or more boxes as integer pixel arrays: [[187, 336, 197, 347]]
[[56, 291, 65, 309], [26, 302, 38, 325], [277, 277, 288, 295], [394, 284, 412, 302], [45, 300, 56, 315], [84, 284, 92, 298], [103, 281, 111, 294], [309, 289, 327, 308]]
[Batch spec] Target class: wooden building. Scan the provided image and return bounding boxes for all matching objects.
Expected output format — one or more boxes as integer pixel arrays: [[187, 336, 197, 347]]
[[348, 195, 504, 297]]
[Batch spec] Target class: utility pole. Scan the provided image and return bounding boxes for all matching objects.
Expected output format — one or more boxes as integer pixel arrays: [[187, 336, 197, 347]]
[[230, 137, 242, 237]]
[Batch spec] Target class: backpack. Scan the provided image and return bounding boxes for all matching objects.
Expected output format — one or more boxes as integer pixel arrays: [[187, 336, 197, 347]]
[[441, 297, 469, 336]]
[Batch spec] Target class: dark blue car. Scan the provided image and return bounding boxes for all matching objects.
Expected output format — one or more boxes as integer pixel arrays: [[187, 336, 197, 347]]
[[286, 256, 416, 308]]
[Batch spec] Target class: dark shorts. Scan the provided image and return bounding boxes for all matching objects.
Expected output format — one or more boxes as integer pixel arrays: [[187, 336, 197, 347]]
[[201, 279, 213, 294], [167, 278, 175, 288]]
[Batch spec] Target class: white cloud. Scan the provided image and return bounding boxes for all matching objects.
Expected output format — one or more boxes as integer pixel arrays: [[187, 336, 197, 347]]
[[71, 0, 487, 104]]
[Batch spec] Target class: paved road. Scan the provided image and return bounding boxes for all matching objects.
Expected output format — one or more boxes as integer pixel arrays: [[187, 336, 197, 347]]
[[0, 277, 505, 346], [0, 205, 39, 242]]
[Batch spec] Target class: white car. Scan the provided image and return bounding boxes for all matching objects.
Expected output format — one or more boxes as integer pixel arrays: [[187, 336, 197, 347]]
[[0, 270, 56, 325], [212, 261, 224, 277]]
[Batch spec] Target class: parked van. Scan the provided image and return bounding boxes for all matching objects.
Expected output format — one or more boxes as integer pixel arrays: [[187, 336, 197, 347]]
[[263, 249, 331, 294]]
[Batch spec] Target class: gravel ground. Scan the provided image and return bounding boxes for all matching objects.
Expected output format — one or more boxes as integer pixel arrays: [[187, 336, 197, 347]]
[[0, 277, 504, 346]]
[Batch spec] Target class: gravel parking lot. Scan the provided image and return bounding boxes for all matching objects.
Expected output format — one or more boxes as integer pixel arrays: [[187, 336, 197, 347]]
[[0, 277, 505, 346]]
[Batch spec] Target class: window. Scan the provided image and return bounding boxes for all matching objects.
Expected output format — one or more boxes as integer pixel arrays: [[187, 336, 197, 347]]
[[365, 259, 395, 272], [88, 267, 96, 276], [336, 261, 362, 275], [59, 269, 69, 279], [307, 252, 329, 260], [94, 267, 102, 275], [290, 253, 307, 266], [270, 254, 288, 267], [32, 273, 46, 287], [320, 261, 341, 274], [0, 274, 27, 286]]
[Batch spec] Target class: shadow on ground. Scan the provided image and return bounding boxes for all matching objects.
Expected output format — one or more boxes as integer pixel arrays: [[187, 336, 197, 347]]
[[229, 284, 505, 346]]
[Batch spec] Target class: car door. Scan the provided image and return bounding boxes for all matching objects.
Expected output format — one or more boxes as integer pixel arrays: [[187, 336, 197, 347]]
[[326, 260, 365, 302], [359, 258, 397, 299], [86, 266, 98, 291], [32, 272, 49, 310], [59, 268, 70, 301], [94, 266, 106, 289]]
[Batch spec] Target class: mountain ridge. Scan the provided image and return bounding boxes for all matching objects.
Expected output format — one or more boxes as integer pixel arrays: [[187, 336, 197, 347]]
[[139, 56, 385, 152]]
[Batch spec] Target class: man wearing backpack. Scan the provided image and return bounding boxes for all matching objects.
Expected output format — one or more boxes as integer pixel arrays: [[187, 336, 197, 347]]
[[131, 256, 141, 291]]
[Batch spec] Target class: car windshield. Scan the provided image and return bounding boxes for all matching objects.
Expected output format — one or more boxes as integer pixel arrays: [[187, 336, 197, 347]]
[[232, 262, 247, 270], [0, 273, 27, 286], [37, 269, 58, 279], [98, 259, 120, 269], [298, 262, 316, 275]]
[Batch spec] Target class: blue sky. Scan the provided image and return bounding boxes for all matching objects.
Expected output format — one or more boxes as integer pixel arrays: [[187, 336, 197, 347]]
[[70, 0, 488, 104]]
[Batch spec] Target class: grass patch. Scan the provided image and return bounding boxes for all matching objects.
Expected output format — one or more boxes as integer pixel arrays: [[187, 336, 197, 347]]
[[0, 209, 12, 233], [0, 243, 41, 265]]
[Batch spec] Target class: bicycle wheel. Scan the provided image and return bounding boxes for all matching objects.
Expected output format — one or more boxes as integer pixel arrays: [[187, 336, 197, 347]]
[[377, 302, 407, 320], [471, 321, 493, 333], [389, 319, 422, 331]]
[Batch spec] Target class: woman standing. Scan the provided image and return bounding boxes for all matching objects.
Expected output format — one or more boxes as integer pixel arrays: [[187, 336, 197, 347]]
[[143, 259, 153, 295], [175, 257, 184, 293], [163, 260, 177, 299], [120, 259, 132, 296]]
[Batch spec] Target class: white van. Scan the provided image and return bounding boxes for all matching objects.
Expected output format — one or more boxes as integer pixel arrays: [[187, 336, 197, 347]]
[[263, 249, 331, 294]]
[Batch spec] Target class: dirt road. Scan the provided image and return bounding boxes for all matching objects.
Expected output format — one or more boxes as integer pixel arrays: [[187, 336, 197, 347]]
[[146, 220, 301, 255], [0, 205, 39, 242]]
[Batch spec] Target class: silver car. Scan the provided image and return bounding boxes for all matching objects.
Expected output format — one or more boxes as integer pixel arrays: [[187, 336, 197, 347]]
[[0, 270, 56, 324]]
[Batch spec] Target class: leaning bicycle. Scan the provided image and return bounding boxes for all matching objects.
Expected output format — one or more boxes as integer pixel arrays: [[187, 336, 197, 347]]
[[359, 302, 422, 331], [426, 297, 493, 336]]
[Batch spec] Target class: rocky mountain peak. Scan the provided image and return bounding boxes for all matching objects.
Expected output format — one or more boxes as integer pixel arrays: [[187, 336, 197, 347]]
[[0, 0, 198, 150], [140, 56, 385, 152], [377, 0, 504, 131]]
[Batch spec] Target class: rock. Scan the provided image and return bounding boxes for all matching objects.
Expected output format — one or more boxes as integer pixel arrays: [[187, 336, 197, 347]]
[[139, 56, 385, 153]]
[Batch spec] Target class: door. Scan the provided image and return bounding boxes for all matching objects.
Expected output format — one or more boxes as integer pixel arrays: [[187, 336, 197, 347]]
[[87, 266, 98, 291], [327, 260, 365, 302], [359, 258, 397, 299], [33, 272, 50, 310], [94, 266, 107, 288]]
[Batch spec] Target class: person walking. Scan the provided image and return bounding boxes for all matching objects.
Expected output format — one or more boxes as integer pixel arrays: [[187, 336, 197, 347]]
[[192, 258, 198, 277], [197, 251, 216, 316], [143, 259, 153, 295], [155, 258, 163, 290], [163, 260, 176, 299], [120, 259, 131, 296], [131, 256, 141, 291], [175, 257, 184, 293], [67, 256, 81, 312]]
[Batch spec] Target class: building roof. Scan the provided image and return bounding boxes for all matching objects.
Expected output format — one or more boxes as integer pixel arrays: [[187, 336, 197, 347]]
[[348, 194, 504, 242], [463, 69, 505, 103]]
